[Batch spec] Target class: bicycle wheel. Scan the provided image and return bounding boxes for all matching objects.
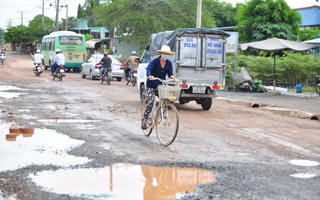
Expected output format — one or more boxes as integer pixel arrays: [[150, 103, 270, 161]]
[[156, 102, 179, 146], [141, 98, 153, 136], [107, 76, 111, 85], [315, 83, 320, 95], [101, 75, 104, 84]]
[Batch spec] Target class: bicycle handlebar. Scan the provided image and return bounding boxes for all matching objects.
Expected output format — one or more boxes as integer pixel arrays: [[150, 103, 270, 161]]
[[148, 77, 178, 86]]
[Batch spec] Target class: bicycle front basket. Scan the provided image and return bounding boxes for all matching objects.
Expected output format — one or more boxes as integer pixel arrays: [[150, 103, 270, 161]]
[[158, 85, 181, 101]]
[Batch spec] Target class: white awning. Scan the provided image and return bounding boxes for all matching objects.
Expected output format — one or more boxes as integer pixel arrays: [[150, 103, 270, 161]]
[[85, 39, 101, 49]]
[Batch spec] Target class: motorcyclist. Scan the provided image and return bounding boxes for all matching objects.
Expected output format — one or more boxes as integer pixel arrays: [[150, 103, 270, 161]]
[[50, 49, 65, 75], [0, 49, 6, 56], [99, 52, 112, 80], [124, 51, 139, 80], [33, 49, 43, 68], [0, 49, 6, 64]]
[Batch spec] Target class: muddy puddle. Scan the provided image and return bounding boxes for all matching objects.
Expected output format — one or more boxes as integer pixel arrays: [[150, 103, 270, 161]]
[[0, 126, 90, 172], [29, 163, 216, 200], [289, 159, 319, 179], [37, 119, 100, 123], [0, 85, 24, 99]]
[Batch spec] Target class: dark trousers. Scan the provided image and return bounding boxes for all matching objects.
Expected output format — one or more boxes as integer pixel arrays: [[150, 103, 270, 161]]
[[125, 67, 132, 79], [51, 63, 65, 73]]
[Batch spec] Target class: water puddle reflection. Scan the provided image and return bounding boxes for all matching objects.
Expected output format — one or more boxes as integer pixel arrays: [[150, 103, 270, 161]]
[[0, 85, 24, 99], [0, 127, 90, 172], [290, 173, 317, 179], [29, 163, 216, 200], [289, 159, 319, 167], [38, 119, 100, 123]]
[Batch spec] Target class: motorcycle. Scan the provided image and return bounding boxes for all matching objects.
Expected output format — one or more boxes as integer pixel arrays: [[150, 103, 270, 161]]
[[101, 67, 112, 85], [237, 80, 256, 92], [33, 63, 43, 76], [314, 75, 320, 95], [52, 66, 66, 81], [1, 53, 5, 65], [126, 67, 137, 86]]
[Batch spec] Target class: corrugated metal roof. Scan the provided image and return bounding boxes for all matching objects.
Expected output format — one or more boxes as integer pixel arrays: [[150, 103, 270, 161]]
[[295, 6, 320, 27]]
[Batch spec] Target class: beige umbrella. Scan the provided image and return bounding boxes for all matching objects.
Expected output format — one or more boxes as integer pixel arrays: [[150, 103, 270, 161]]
[[239, 38, 315, 89]]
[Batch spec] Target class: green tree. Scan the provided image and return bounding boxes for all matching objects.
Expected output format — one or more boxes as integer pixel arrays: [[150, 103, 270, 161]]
[[78, 0, 101, 26], [298, 29, 320, 41], [237, 53, 320, 87], [28, 15, 55, 43], [205, 0, 237, 27], [4, 15, 54, 45], [96, 0, 217, 47], [77, 4, 84, 19], [0, 28, 3, 44], [4, 25, 32, 44], [237, 0, 301, 42]]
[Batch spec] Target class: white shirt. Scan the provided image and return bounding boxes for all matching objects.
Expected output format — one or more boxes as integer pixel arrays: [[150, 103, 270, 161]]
[[33, 53, 43, 63], [54, 53, 65, 66]]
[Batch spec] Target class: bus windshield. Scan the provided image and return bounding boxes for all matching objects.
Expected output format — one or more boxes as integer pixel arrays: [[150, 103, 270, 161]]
[[59, 36, 83, 46]]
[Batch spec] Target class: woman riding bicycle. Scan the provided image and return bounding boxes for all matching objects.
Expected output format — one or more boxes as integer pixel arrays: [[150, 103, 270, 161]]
[[141, 45, 178, 130]]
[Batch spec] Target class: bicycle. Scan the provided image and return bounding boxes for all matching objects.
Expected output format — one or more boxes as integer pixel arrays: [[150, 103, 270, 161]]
[[141, 78, 181, 146], [101, 67, 112, 85]]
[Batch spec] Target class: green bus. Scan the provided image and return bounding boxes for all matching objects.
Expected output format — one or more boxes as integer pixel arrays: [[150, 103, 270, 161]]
[[41, 31, 86, 72]]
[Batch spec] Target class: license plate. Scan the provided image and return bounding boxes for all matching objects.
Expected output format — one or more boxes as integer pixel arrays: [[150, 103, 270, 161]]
[[192, 86, 206, 93], [37, 67, 42, 70], [59, 69, 65, 73]]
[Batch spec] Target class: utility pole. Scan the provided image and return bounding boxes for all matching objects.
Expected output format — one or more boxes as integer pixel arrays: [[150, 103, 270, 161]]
[[196, 0, 202, 28], [50, 0, 60, 31], [42, 0, 44, 26], [17, 11, 26, 25], [61, 4, 68, 31], [55, 0, 60, 31]]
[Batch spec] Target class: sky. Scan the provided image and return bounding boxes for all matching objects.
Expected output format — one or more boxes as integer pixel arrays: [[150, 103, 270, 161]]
[[0, 0, 319, 30], [0, 0, 85, 29]]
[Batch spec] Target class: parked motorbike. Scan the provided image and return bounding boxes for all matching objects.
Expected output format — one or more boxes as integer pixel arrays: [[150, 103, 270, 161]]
[[314, 75, 320, 95], [126, 67, 137, 86], [1, 53, 5, 65], [237, 80, 256, 92], [33, 63, 43, 76], [52, 66, 66, 81]]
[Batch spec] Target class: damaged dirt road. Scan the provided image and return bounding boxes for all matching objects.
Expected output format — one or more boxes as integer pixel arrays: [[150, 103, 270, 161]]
[[0, 52, 319, 200]]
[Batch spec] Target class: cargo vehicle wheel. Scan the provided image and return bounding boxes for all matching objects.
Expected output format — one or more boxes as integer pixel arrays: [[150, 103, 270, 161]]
[[201, 98, 212, 110], [116, 77, 122, 82]]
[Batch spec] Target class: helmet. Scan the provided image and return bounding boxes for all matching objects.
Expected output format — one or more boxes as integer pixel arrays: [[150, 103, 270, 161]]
[[131, 51, 137, 55], [55, 49, 61, 53], [103, 52, 108, 56], [36, 49, 41, 53]]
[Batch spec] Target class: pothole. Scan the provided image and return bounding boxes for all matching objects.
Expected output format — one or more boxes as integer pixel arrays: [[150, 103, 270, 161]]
[[38, 119, 101, 123], [289, 159, 319, 167], [0, 85, 25, 99], [29, 163, 216, 200], [0, 127, 90, 172]]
